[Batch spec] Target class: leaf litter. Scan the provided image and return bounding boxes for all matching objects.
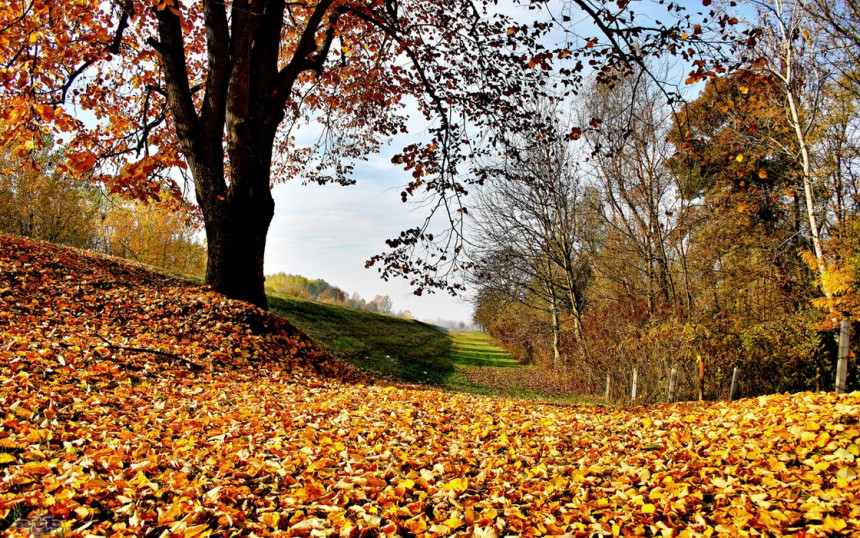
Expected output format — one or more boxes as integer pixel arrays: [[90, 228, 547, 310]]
[[1, 234, 859, 537]]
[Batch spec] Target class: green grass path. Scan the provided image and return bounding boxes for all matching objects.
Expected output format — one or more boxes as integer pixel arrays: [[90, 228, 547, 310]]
[[440, 332, 601, 403], [268, 293, 590, 401], [440, 331, 521, 369], [439, 330, 534, 396]]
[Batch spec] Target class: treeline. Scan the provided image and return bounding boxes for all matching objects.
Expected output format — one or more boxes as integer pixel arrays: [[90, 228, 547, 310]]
[[0, 142, 205, 277], [265, 272, 404, 316], [470, 0, 860, 401]]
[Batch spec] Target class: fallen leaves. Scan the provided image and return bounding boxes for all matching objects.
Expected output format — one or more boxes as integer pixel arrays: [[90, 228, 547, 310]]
[[1, 233, 860, 536]]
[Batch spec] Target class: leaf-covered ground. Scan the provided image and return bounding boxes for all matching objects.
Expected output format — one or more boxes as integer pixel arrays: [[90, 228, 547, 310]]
[[1, 234, 859, 537]]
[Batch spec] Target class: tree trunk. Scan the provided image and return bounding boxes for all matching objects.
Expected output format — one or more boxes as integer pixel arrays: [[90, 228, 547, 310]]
[[550, 286, 562, 369], [203, 188, 274, 309]]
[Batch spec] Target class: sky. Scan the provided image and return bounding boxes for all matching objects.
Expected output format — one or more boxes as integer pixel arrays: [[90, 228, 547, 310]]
[[264, 157, 477, 325], [262, 1, 554, 325]]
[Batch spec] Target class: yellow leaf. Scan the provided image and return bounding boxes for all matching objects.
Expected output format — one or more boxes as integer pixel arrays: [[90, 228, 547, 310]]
[[444, 477, 468, 494], [823, 516, 847, 533], [184, 524, 211, 538], [261, 512, 280, 527], [0, 453, 16, 464], [406, 516, 428, 534], [836, 466, 857, 482], [442, 517, 463, 529], [813, 461, 830, 472], [736, 153, 744, 162], [642, 503, 656, 514], [750, 493, 771, 509]]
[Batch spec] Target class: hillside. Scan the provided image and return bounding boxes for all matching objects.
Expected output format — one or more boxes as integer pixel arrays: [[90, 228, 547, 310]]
[[267, 292, 452, 385], [1, 233, 860, 537]]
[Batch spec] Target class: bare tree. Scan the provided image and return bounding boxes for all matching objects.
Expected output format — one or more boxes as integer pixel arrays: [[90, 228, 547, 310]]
[[582, 71, 682, 313], [471, 104, 591, 367]]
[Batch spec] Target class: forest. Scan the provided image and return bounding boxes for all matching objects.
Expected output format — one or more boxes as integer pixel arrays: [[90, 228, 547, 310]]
[[469, 0, 860, 401], [2, 0, 860, 535]]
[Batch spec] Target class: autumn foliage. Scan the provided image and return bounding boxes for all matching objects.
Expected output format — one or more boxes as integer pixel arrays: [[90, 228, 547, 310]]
[[1, 233, 859, 536]]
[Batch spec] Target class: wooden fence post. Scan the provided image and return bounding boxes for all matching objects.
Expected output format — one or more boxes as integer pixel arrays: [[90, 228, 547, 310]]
[[837, 320, 851, 394], [605, 373, 611, 400], [667, 367, 676, 402], [631, 368, 638, 401], [697, 354, 705, 401], [729, 367, 739, 400]]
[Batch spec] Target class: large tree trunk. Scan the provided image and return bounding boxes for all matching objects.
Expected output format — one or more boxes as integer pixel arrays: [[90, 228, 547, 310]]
[[198, 121, 278, 309], [152, 1, 334, 311], [203, 188, 274, 309]]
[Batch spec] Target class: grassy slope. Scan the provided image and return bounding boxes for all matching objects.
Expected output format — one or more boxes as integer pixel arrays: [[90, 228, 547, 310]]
[[267, 292, 453, 385]]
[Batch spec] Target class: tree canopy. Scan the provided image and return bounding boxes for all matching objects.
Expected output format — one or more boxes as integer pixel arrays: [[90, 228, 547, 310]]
[[0, 0, 698, 307]]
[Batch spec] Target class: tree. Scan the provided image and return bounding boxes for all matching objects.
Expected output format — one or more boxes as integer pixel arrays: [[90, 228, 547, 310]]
[[0, 142, 99, 249], [804, 0, 860, 98], [0, 0, 557, 308], [472, 104, 591, 367], [0, 0, 696, 309], [0, 133, 207, 276], [582, 71, 680, 314], [714, 0, 836, 296], [99, 195, 206, 277]]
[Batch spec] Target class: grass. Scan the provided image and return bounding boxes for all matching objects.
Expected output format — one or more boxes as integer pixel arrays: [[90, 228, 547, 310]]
[[437, 330, 527, 394], [268, 293, 602, 404], [437, 331, 586, 402], [267, 292, 452, 385], [439, 330, 521, 369]]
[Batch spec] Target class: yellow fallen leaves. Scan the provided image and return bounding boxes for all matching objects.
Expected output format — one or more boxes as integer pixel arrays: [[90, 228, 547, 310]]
[[443, 477, 469, 494], [1, 235, 860, 536]]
